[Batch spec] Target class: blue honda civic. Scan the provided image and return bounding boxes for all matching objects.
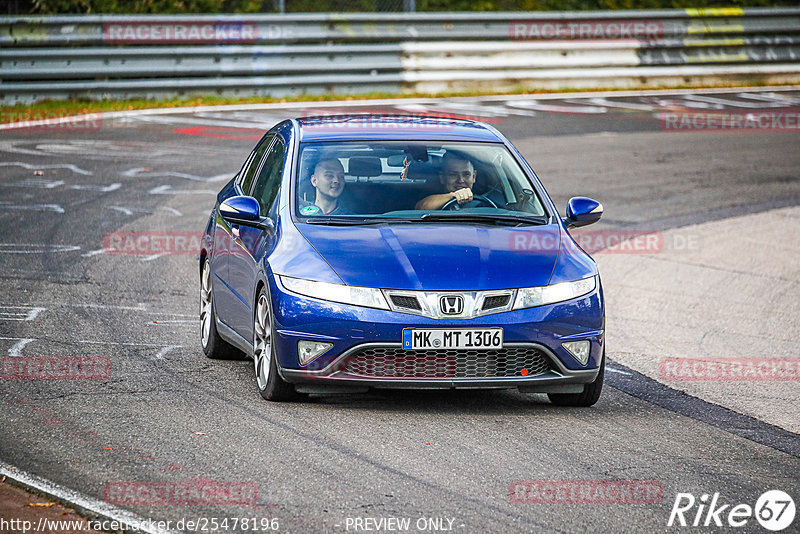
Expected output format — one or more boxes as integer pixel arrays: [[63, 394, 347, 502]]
[[200, 115, 605, 405]]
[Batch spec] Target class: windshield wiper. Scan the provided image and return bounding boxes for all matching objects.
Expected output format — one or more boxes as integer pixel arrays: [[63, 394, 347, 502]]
[[420, 213, 550, 226], [304, 214, 550, 226], [304, 216, 414, 226]]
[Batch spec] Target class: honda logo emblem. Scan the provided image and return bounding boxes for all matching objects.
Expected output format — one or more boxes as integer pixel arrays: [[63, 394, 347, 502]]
[[439, 295, 464, 315]]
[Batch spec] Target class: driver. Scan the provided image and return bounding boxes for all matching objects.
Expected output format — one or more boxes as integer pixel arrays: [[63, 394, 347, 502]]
[[415, 152, 477, 210], [299, 158, 352, 215]]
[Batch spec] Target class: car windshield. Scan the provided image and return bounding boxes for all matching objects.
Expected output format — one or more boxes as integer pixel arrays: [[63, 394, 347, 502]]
[[294, 141, 549, 224]]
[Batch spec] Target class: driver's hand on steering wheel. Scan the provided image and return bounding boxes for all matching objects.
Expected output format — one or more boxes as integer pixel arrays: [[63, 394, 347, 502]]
[[451, 187, 473, 204]]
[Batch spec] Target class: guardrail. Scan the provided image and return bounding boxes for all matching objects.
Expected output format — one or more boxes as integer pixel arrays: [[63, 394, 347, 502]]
[[1, 8, 799, 104]]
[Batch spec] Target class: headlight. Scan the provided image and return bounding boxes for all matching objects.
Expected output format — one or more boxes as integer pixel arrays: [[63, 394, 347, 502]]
[[279, 276, 390, 310], [513, 276, 596, 310]]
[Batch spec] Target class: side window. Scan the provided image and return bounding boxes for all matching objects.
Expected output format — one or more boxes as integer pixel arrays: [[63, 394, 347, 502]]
[[251, 137, 285, 214], [240, 134, 274, 195]]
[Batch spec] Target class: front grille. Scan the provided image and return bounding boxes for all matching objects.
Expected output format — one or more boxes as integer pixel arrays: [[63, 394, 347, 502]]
[[342, 346, 551, 379], [482, 295, 510, 310], [390, 295, 422, 310]]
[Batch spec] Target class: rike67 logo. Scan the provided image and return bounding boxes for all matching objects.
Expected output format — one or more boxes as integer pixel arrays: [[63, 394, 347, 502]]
[[668, 490, 795, 531]]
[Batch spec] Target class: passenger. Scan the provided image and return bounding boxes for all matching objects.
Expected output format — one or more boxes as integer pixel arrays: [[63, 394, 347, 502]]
[[415, 152, 478, 210], [299, 158, 353, 215]]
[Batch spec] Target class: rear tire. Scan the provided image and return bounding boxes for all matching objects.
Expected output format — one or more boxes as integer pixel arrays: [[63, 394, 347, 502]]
[[200, 259, 244, 360], [548, 350, 604, 407], [253, 286, 299, 401]]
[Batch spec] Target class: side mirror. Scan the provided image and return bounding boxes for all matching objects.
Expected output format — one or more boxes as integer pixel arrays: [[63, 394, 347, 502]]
[[219, 196, 274, 232], [564, 197, 603, 229]]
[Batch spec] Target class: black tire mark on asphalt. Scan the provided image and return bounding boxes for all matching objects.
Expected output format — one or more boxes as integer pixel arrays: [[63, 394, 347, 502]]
[[606, 361, 800, 458]]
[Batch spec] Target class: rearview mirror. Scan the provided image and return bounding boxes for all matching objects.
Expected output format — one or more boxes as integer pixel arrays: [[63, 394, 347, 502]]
[[219, 196, 274, 232], [564, 197, 603, 229]]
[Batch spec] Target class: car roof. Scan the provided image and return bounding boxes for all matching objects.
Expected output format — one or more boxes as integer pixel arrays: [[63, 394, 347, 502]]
[[296, 114, 504, 143]]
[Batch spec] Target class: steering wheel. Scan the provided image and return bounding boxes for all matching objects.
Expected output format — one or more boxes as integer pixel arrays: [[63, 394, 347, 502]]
[[441, 194, 498, 211]]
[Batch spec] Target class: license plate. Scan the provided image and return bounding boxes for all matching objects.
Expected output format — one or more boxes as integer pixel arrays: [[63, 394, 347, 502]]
[[402, 328, 503, 350]]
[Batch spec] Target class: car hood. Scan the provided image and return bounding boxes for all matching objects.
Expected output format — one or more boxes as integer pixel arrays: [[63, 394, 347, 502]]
[[293, 222, 564, 291]]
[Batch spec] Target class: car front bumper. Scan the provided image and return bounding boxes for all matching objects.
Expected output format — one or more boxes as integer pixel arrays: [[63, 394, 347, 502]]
[[270, 276, 604, 391]]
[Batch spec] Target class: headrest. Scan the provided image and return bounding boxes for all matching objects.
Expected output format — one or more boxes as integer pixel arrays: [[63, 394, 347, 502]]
[[348, 157, 382, 177]]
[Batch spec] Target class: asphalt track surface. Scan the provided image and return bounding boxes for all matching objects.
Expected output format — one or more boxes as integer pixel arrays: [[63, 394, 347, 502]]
[[0, 88, 799, 533]]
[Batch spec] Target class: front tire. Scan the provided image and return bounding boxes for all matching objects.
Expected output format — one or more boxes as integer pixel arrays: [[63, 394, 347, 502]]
[[253, 286, 298, 401], [200, 259, 244, 360], [548, 350, 605, 407]]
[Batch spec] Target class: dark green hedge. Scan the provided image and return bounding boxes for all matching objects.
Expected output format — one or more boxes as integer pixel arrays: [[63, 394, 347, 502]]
[[13, 0, 797, 15]]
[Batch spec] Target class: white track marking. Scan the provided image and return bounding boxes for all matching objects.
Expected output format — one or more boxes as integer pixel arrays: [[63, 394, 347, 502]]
[[653, 97, 721, 110], [567, 97, 655, 111], [606, 367, 633, 376], [0, 179, 65, 189], [77, 340, 183, 347], [81, 248, 110, 257], [0, 179, 120, 192], [0, 162, 92, 175], [2, 335, 182, 349], [0, 202, 65, 213], [140, 253, 165, 261], [0, 306, 46, 321], [681, 94, 786, 108], [108, 206, 136, 216], [108, 206, 183, 217], [123, 167, 230, 183], [8, 338, 35, 356], [148, 185, 216, 195], [0, 140, 182, 160], [1, 86, 797, 131], [150, 345, 180, 361], [394, 102, 535, 118], [69, 303, 147, 311], [0, 243, 80, 254], [121, 113, 279, 129], [205, 173, 232, 182], [737, 91, 800, 105], [0, 337, 37, 356], [70, 183, 121, 192], [505, 100, 609, 114], [0, 461, 176, 534], [736, 92, 799, 104]]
